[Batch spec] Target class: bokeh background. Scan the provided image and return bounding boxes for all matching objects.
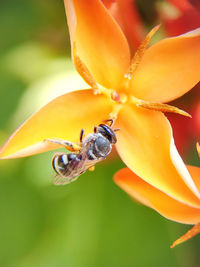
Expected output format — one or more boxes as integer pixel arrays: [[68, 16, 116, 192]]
[[0, 0, 200, 266]]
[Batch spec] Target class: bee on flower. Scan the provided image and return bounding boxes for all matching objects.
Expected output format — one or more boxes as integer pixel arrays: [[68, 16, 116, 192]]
[[48, 119, 119, 185], [0, 0, 200, 247]]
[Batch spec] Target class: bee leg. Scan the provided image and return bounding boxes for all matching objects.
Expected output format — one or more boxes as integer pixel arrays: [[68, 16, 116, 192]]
[[88, 166, 95, 171], [80, 129, 84, 143], [94, 126, 97, 133], [44, 138, 81, 152], [103, 119, 114, 127]]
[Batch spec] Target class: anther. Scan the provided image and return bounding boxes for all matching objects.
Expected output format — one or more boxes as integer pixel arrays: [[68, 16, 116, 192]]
[[129, 95, 192, 118], [125, 25, 161, 81]]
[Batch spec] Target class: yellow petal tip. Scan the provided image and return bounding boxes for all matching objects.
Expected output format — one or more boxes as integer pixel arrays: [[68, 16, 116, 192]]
[[171, 223, 200, 248], [196, 142, 200, 158]]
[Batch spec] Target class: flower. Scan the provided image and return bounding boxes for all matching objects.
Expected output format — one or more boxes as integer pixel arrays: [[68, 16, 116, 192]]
[[115, 143, 200, 248], [167, 85, 200, 155], [157, 0, 200, 154], [105, 0, 200, 158], [0, 0, 200, 246], [159, 0, 200, 36]]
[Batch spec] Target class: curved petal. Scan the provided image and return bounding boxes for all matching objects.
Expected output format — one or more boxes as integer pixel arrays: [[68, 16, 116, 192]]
[[115, 104, 200, 208], [64, 0, 130, 89], [102, 0, 116, 9], [114, 167, 200, 224], [0, 90, 114, 158], [197, 143, 200, 158], [129, 28, 200, 102], [188, 165, 200, 192], [104, 0, 145, 54]]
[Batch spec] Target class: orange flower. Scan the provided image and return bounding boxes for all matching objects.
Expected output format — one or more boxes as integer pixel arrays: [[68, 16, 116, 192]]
[[1, 0, 200, 246]]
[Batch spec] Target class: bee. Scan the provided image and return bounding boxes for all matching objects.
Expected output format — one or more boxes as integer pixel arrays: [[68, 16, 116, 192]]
[[45, 120, 119, 185]]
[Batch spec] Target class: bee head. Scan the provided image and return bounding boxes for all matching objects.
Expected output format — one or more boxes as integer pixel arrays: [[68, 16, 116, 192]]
[[95, 124, 117, 144]]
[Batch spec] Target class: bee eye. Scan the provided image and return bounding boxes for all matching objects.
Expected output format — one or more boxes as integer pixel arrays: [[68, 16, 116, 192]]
[[97, 124, 117, 144], [94, 137, 111, 157], [95, 137, 108, 152]]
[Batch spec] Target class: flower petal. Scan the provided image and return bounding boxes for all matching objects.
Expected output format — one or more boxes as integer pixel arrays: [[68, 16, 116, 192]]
[[197, 143, 200, 158], [102, 0, 116, 9], [114, 167, 200, 224], [64, 0, 130, 89], [115, 104, 200, 208], [0, 90, 114, 158], [104, 0, 145, 54], [187, 165, 200, 192], [129, 28, 200, 102]]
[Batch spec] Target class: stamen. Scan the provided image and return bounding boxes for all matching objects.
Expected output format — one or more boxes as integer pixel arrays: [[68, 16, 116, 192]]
[[171, 223, 200, 248], [97, 86, 113, 98], [72, 43, 127, 106], [125, 25, 161, 80], [130, 96, 192, 118], [73, 43, 99, 91]]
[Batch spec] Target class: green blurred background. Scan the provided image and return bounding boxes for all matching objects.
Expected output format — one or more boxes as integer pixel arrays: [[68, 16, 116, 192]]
[[0, 0, 200, 266]]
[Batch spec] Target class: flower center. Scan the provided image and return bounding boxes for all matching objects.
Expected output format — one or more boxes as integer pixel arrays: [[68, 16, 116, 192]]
[[97, 85, 127, 104], [73, 39, 191, 121], [96, 85, 191, 121]]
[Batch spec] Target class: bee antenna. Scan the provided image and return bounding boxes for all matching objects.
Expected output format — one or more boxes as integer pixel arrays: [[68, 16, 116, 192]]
[[114, 128, 120, 132], [80, 129, 84, 143]]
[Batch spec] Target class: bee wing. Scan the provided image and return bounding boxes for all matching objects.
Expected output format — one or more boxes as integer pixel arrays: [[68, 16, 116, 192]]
[[84, 158, 102, 169], [53, 157, 104, 186], [53, 174, 79, 186]]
